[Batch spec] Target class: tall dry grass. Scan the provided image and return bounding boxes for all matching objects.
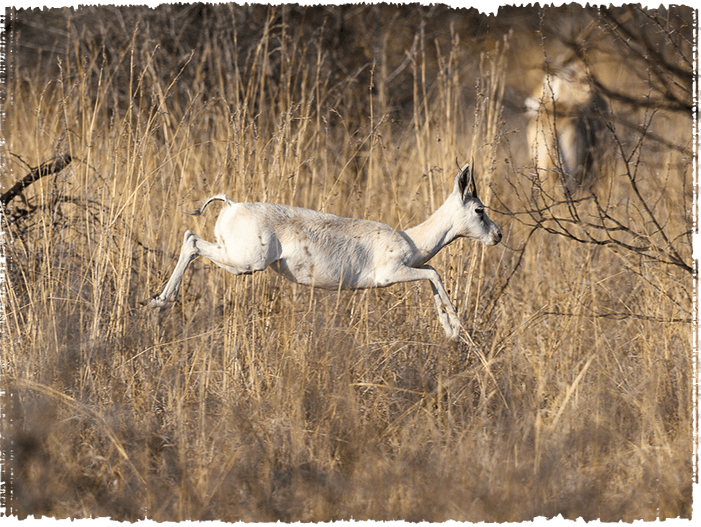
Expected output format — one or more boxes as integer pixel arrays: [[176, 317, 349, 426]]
[[1, 4, 694, 521]]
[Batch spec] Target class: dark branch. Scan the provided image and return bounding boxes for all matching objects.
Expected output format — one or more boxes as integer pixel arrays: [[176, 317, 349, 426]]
[[1, 154, 73, 206]]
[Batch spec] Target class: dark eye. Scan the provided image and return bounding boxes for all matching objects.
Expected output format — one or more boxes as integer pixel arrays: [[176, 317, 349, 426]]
[[476, 207, 484, 215]]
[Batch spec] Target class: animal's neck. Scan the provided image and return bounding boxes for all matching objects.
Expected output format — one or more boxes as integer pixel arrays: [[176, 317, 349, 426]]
[[403, 199, 459, 266]]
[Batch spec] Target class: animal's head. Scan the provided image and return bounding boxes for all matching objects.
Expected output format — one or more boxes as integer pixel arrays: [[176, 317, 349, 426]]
[[529, 59, 598, 115], [450, 161, 502, 246]]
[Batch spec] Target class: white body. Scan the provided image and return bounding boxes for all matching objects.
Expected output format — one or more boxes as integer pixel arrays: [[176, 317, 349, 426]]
[[526, 61, 608, 193], [149, 163, 502, 341]]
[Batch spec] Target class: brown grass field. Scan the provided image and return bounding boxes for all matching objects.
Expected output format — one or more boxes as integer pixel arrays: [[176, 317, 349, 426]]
[[0, 3, 696, 522]]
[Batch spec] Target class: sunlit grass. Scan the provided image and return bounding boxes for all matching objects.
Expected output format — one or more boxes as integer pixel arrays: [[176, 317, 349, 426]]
[[0, 4, 693, 521]]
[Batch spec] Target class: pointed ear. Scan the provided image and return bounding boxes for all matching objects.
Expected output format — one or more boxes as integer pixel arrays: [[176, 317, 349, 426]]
[[453, 160, 477, 200], [468, 157, 478, 200]]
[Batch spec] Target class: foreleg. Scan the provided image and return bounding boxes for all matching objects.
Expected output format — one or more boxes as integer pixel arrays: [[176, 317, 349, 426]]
[[422, 266, 461, 342], [382, 264, 461, 341]]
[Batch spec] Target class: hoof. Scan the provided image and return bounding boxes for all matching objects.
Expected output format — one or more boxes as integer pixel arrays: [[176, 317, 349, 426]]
[[148, 296, 168, 308]]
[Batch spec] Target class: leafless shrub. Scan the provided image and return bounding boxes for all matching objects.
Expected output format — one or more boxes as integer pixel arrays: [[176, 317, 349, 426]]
[[503, 5, 694, 277]]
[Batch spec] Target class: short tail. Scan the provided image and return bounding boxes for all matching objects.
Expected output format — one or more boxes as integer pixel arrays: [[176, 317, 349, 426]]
[[186, 193, 235, 216]]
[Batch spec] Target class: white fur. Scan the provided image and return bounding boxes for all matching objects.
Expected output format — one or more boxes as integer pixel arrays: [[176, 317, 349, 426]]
[[149, 162, 502, 341]]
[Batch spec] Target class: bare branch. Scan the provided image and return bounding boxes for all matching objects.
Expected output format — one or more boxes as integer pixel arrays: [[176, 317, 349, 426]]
[[1, 154, 73, 207]]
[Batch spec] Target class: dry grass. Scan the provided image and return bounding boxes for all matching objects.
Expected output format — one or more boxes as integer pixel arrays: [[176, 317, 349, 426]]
[[1, 4, 694, 521]]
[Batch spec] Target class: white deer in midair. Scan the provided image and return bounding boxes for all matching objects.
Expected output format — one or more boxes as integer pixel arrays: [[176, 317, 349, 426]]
[[149, 161, 502, 341]]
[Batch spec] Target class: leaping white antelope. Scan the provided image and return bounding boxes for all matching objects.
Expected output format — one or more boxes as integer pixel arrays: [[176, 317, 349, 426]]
[[149, 161, 502, 341]]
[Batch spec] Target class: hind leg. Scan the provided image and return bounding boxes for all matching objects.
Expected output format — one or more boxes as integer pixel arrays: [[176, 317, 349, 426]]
[[149, 230, 231, 308]]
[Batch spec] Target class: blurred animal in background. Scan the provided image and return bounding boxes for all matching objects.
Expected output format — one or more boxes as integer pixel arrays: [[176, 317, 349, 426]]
[[526, 58, 609, 195]]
